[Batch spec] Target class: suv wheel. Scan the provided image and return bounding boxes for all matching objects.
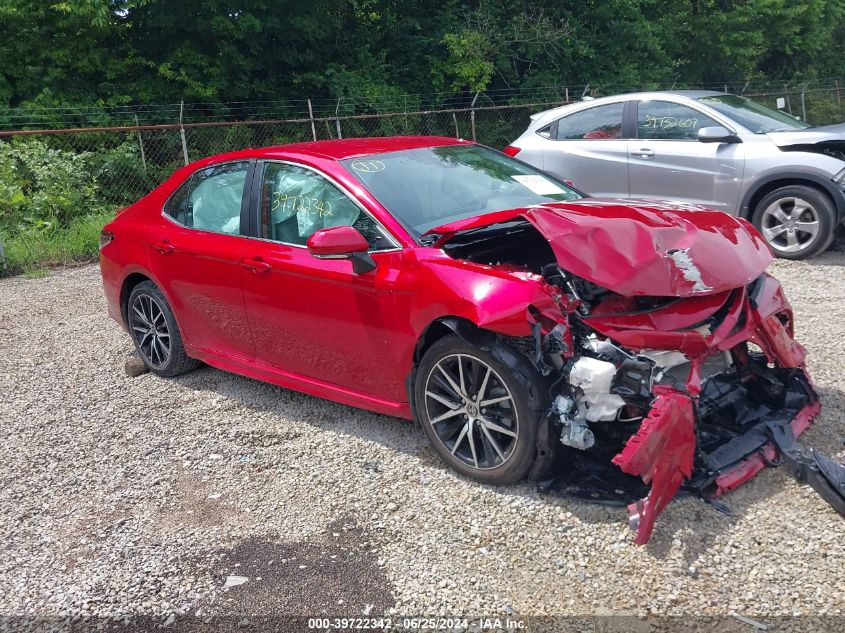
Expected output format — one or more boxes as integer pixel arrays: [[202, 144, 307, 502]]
[[752, 185, 836, 259]]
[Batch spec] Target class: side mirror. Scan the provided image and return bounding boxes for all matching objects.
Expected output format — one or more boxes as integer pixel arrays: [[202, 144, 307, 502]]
[[697, 126, 741, 144], [306, 226, 376, 274]]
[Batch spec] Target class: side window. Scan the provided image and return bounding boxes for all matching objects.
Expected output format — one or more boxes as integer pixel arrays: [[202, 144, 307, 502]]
[[164, 161, 249, 234], [555, 103, 625, 140], [164, 178, 192, 226], [261, 162, 393, 250], [637, 100, 719, 140]]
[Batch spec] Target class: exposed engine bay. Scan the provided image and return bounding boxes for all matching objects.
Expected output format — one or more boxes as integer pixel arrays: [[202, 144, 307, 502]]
[[440, 217, 845, 544], [779, 139, 845, 162]]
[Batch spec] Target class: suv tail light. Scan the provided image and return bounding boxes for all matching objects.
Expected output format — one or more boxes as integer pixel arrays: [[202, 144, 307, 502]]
[[99, 229, 114, 250], [502, 145, 521, 157]]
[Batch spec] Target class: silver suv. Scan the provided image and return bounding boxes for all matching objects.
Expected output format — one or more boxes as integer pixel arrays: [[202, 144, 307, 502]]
[[507, 91, 845, 259]]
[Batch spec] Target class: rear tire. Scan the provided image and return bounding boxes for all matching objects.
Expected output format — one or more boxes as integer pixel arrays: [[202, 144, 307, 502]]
[[751, 185, 836, 259], [127, 281, 200, 377], [413, 334, 544, 485]]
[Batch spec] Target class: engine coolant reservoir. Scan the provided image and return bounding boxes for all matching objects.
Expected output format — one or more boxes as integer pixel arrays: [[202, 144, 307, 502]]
[[569, 356, 626, 422]]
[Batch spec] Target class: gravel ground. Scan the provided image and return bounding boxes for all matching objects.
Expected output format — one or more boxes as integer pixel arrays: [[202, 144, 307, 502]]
[[1, 240, 844, 629]]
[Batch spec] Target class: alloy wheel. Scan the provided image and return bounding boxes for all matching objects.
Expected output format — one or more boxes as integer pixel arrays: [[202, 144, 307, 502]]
[[760, 197, 820, 254], [129, 293, 171, 369], [424, 353, 519, 470]]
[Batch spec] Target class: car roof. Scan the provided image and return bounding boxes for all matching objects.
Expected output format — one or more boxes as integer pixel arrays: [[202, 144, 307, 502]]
[[252, 135, 470, 161], [649, 89, 726, 98], [528, 90, 730, 125], [581, 89, 727, 102]]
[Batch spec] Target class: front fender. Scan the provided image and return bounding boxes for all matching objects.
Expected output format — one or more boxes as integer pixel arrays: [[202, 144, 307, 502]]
[[740, 167, 845, 222], [406, 252, 559, 338]]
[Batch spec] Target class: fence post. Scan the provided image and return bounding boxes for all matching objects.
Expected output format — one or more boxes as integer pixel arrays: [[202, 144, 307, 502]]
[[836, 79, 842, 110], [470, 92, 480, 142], [801, 85, 807, 123], [784, 84, 792, 115], [307, 99, 317, 141], [565, 87, 569, 103], [335, 99, 343, 139], [134, 114, 148, 177], [452, 112, 460, 139], [179, 101, 189, 165], [580, 84, 590, 100]]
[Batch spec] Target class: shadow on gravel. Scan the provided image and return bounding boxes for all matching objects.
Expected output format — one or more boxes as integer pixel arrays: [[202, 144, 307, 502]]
[[172, 366, 422, 454], [193, 518, 393, 617]]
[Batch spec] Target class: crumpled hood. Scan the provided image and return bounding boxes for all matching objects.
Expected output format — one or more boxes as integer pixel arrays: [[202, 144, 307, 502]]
[[767, 123, 845, 148], [430, 199, 773, 297]]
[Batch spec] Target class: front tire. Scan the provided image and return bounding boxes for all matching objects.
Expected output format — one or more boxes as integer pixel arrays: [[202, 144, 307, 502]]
[[751, 185, 836, 259], [127, 281, 200, 377], [413, 334, 544, 485]]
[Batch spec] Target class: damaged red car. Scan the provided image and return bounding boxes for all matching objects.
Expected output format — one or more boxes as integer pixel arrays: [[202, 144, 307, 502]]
[[100, 136, 845, 543]]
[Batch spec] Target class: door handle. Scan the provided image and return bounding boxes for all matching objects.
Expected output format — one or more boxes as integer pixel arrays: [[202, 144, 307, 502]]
[[153, 239, 174, 255], [242, 257, 272, 274], [631, 148, 655, 159]]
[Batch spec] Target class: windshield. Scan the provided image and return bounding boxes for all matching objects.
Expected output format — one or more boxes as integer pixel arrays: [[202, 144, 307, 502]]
[[698, 94, 811, 133], [341, 145, 581, 235]]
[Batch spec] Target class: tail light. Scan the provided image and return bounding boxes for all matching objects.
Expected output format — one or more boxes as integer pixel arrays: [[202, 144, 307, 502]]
[[502, 145, 522, 157], [99, 229, 114, 250]]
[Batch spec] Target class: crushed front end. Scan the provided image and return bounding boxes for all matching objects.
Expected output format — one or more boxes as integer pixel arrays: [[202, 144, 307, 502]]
[[433, 203, 845, 543], [538, 269, 823, 544]]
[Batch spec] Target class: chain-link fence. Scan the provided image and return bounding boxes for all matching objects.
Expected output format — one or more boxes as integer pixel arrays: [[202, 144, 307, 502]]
[[1, 79, 844, 271], [0, 100, 556, 229]]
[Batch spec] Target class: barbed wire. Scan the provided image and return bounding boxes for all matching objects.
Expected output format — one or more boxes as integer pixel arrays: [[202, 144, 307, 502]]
[[2, 78, 843, 130]]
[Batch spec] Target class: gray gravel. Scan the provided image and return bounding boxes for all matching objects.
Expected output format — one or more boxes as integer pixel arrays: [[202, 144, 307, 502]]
[[1, 241, 844, 623]]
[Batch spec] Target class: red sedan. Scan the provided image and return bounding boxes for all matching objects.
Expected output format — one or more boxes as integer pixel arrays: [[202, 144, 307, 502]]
[[99, 136, 839, 544]]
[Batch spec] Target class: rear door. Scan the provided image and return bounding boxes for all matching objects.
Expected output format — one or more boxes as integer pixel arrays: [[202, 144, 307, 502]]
[[240, 160, 408, 402], [540, 100, 630, 197], [148, 160, 256, 360], [627, 99, 745, 211]]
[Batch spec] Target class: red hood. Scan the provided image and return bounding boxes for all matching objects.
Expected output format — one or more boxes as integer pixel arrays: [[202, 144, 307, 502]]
[[428, 199, 773, 297]]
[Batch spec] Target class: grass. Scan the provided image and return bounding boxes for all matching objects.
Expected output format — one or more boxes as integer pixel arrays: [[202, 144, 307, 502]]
[[0, 210, 115, 277]]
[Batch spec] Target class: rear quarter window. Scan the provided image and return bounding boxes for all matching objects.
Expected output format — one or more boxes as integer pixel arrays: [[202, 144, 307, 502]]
[[554, 102, 625, 140]]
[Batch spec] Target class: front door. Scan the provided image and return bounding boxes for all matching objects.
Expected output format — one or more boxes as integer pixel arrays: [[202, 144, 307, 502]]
[[540, 100, 630, 197], [148, 160, 256, 360], [627, 99, 745, 212], [240, 160, 407, 402]]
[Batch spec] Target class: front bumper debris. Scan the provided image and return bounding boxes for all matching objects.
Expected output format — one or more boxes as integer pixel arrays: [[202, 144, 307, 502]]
[[767, 419, 845, 517], [536, 273, 845, 544]]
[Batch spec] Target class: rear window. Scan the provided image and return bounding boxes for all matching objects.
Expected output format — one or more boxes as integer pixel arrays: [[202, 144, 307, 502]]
[[163, 161, 249, 235], [554, 103, 625, 140]]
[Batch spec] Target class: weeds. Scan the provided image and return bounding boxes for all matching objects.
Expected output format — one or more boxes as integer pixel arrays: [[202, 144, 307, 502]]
[[0, 210, 114, 276]]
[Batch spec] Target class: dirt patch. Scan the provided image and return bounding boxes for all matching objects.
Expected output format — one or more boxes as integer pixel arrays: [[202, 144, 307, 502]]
[[198, 519, 393, 617]]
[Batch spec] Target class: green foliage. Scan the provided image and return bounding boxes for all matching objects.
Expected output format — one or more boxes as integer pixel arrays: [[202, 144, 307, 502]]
[[1, 1, 843, 109], [1, 209, 113, 275], [0, 137, 150, 275], [86, 140, 155, 204], [0, 137, 151, 234], [0, 139, 101, 230]]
